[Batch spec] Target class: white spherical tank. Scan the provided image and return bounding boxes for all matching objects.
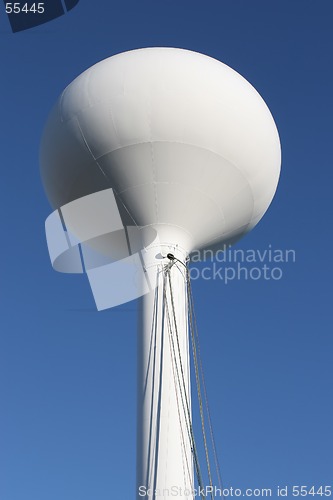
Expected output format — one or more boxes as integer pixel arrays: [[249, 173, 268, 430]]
[[40, 47, 281, 256], [40, 48, 282, 500]]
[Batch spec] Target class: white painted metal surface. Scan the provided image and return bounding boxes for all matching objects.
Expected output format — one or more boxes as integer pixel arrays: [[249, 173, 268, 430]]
[[40, 48, 281, 499], [138, 246, 193, 499], [40, 47, 281, 255]]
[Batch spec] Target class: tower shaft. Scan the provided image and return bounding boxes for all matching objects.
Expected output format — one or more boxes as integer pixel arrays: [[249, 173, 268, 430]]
[[137, 253, 194, 499]]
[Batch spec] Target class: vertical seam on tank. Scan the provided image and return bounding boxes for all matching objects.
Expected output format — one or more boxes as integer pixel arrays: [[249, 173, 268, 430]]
[[148, 93, 159, 223], [109, 107, 120, 150], [86, 68, 94, 108], [59, 89, 66, 123], [75, 117, 109, 181], [76, 116, 139, 228]]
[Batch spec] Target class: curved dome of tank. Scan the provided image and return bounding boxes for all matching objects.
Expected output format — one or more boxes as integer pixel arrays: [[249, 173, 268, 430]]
[[40, 47, 281, 255]]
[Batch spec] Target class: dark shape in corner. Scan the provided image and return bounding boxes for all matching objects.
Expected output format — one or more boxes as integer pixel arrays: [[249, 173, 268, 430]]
[[3, 0, 80, 33]]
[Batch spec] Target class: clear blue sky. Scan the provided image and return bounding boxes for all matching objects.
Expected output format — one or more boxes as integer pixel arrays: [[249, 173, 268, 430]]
[[0, 1, 332, 499]]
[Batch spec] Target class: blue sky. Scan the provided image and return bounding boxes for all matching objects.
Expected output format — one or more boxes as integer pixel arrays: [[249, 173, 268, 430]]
[[0, 1, 332, 499]]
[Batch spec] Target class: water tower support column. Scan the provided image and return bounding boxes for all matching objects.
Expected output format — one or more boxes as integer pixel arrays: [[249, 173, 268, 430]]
[[137, 251, 194, 500]]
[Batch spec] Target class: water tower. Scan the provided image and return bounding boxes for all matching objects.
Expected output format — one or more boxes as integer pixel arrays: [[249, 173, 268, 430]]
[[40, 48, 281, 499]]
